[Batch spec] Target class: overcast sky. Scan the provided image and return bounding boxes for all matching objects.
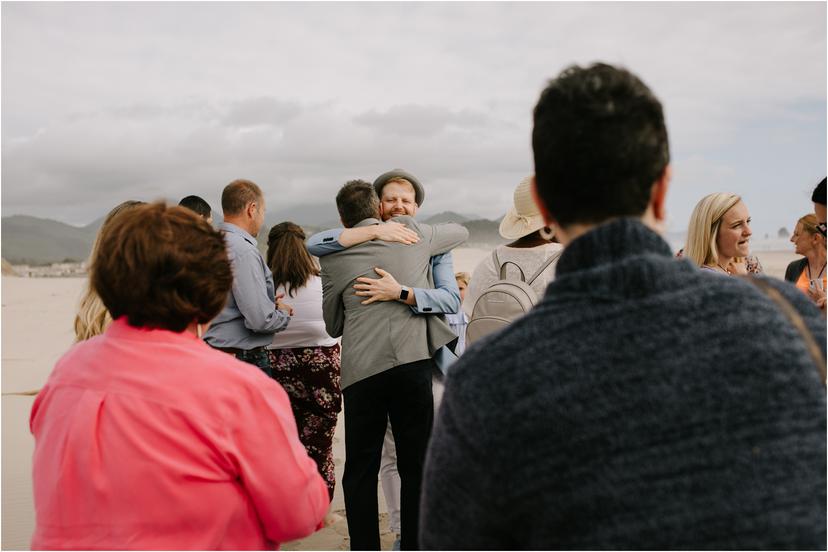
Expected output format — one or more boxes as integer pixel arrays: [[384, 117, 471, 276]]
[[2, 1, 826, 236]]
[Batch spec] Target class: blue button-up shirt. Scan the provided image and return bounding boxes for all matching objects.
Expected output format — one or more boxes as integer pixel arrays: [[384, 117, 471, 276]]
[[204, 222, 289, 350]]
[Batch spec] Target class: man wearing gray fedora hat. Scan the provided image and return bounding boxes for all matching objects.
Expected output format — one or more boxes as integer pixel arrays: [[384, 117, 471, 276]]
[[373, 168, 426, 207], [307, 168, 463, 549]]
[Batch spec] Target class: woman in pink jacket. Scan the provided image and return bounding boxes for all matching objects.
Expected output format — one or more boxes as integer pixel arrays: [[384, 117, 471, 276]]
[[30, 203, 329, 550]]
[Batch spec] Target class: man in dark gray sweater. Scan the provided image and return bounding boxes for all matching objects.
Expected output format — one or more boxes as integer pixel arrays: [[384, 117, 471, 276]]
[[420, 63, 826, 550]]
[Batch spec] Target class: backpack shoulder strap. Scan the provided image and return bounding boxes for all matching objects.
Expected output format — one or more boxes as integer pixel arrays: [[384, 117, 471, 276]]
[[527, 250, 563, 286], [740, 275, 825, 386]]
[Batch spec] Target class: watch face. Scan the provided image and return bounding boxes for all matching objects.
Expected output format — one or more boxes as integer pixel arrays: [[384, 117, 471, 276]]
[[400, 287, 409, 300]]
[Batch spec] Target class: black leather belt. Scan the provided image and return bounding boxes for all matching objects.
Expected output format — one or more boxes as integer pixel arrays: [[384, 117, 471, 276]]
[[212, 345, 266, 356]]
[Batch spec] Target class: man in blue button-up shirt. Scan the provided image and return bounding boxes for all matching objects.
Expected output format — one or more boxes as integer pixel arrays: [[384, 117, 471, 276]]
[[204, 179, 291, 374]]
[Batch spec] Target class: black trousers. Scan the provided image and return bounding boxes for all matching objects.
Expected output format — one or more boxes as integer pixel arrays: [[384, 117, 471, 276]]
[[342, 359, 434, 551]]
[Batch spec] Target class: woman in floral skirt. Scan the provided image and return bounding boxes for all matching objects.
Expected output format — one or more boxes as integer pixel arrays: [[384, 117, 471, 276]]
[[266, 222, 341, 498]]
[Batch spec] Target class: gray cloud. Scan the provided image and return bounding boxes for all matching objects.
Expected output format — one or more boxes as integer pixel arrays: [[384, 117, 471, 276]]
[[221, 97, 303, 128], [354, 105, 489, 137], [1, 1, 825, 234]]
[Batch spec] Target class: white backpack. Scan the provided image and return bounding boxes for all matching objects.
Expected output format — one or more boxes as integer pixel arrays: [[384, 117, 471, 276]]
[[466, 249, 561, 345]]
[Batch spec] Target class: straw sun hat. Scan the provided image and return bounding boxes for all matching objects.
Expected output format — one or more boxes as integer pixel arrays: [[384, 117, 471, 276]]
[[498, 176, 554, 240]]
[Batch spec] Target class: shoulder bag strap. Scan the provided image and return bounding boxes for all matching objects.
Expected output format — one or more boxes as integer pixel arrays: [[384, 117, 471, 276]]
[[741, 275, 826, 386], [527, 250, 563, 286]]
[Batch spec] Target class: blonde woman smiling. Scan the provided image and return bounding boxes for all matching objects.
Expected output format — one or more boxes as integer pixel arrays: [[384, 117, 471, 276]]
[[684, 193, 756, 275]]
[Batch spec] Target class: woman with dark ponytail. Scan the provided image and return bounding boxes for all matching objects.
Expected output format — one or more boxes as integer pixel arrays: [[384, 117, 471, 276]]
[[266, 222, 342, 499]]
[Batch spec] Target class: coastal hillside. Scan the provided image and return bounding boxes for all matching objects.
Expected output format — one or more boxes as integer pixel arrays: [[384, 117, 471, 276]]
[[2, 211, 504, 265], [1, 215, 98, 265], [2, 258, 19, 276]]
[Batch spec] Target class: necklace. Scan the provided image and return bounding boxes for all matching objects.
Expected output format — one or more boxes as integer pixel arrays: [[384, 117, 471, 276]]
[[807, 261, 826, 280], [716, 263, 731, 275]]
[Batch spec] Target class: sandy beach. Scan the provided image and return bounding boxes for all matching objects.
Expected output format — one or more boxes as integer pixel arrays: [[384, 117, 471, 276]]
[[1, 248, 798, 549]]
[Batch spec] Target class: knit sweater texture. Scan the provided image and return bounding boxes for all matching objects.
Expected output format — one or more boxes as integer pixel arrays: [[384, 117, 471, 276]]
[[420, 218, 826, 550]]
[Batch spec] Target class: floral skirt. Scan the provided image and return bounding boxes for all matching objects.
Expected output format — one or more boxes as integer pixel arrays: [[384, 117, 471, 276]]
[[267, 343, 341, 499]]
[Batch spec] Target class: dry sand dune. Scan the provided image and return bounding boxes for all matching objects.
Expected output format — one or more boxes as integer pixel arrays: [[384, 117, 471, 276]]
[[0, 248, 798, 549]]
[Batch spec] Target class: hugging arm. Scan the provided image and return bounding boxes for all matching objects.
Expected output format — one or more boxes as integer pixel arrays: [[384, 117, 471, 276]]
[[426, 222, 469, 256], [354, 224, 466, 312], [410, 253, 461, 314], [353, 254, 460, 313], [306, 224, 418, 258]]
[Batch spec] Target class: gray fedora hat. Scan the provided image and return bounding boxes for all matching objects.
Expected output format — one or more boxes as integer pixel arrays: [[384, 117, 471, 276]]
[[373, 169, 425, 206]]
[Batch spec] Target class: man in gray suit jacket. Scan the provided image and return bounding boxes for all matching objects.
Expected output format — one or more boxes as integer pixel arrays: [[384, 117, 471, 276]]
[[320, 180, 467, 551]]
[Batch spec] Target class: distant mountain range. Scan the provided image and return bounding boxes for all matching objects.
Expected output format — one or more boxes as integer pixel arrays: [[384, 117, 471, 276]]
[[2, 258, 19, 276], [1, 211, 505, 265], [1, 215, 101, 265], [12, 209, 793, 267]]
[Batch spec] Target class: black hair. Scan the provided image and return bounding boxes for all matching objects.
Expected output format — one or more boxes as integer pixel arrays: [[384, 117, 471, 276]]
[[812, 177, 826, 206], [532, 63, 670, 227], [336, 180, 380, 228], [178, 195, 212, 219]]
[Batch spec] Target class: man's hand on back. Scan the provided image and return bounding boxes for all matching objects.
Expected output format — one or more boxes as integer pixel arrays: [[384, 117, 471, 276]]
[[354, 268, 404, 305]]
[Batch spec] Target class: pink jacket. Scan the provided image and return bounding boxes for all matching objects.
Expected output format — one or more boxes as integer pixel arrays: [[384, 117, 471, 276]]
[[30, 318, 329, 550]]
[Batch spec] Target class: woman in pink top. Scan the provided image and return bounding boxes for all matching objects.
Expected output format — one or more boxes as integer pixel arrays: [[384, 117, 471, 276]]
[[30, 203, 329, 550]]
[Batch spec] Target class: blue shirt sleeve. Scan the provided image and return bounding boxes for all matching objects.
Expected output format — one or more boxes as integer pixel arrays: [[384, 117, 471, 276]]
[[307, 228, 346, 257], [233, 248, 290, 334], [410, 252, 461, 315]]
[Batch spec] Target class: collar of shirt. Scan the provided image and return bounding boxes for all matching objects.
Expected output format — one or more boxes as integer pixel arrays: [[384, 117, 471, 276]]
[[555, 217, 672, 277], [220, 221, 258, 246], [107, 316, 201, 345], [546, 217, 692, 303]]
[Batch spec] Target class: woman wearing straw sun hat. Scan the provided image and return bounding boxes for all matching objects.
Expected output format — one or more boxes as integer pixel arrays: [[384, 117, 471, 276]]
[[463, 176, 565, 317]]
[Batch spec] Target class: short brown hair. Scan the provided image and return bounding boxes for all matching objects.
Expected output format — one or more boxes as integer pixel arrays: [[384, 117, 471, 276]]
[[267, 222, 320, 297], [222, 179, 263, 215], [91, 202, 232, 332], [455, 272, 470, 287], [336, 180, 379, 228]]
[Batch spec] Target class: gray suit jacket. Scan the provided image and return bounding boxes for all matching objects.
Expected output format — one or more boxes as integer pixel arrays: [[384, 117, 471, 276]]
[[320, 215, 468, 389]]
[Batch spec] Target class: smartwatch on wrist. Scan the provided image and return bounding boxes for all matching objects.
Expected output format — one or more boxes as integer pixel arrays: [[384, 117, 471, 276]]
[[399, 286, 410, 301]]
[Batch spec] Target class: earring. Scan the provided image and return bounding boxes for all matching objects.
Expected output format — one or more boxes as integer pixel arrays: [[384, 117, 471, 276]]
[[196, 323, 203, 339], [539, 226, 555, 241]]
